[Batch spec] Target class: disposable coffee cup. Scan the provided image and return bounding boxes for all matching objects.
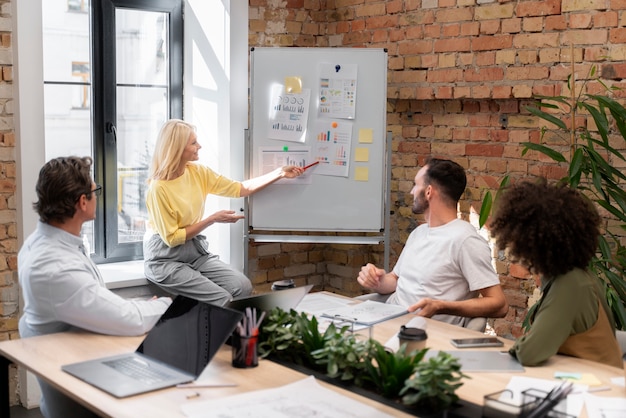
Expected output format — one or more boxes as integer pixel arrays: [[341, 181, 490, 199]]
[[398, 325, 427, 353], [271, 279, 296, 291]]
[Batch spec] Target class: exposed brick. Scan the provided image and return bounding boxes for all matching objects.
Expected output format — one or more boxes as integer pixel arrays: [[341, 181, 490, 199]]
[[545, 15, 567, 31], [513, 33, 559, 48], [562, 0, 609, 12], [501, 19, 521, 35], [516, 0, 561, 17], [569, 13, 593, 29], [472, 34, 513, 51], [465, 67, 504, 82], [433, 38, 471, 52], [435, 7, 473, 23], [561, 29, 608, 45], [609, 27, 626, 43], [474, 4, 515, 20], [522, 16, 544, 32], [480, 20, 501, 35]]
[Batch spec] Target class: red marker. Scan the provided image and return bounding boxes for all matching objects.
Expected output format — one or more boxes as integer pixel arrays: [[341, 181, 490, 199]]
[[303, 161, 320, 170]]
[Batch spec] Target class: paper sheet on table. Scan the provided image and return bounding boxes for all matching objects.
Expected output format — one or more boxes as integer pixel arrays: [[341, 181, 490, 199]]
[[295, 293, 372, 332], [501, 376, 587, 417], [295, 292, 353, 316], [584, 392, 626, 417], [180, 376, 395, 418], [321, 300, 408, 325]]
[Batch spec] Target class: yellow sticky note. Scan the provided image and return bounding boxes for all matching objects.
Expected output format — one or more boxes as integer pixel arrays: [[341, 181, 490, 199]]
[[575, 373, 603, 386], [354, 166, 369, 181], [354, 147, 369, 162], [359, 128, 373, 143], [284, 77, 302, 94], [556, 372, 603, 386]]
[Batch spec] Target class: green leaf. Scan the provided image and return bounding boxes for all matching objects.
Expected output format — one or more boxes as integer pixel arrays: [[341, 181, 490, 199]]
[[580, 102, 610, 143], [521, 142, 567, 162], [526, 106, 568, 129], [478, 191, 492, 229]]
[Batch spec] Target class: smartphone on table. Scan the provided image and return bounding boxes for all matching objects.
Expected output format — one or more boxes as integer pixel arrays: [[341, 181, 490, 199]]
[[450, 337, 504, 348]]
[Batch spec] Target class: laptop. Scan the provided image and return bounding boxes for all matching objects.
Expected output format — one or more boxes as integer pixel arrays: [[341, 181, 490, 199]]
[[62, 296, 243, 398], [227, 284, 313, 314], [425, 350, 525, 372]]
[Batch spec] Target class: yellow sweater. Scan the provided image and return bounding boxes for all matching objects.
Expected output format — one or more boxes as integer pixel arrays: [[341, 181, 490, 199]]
[[146, 163, 241, 247]]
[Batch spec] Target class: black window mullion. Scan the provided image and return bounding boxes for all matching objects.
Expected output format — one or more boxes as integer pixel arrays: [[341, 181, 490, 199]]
[[91, 0, 182, 263]]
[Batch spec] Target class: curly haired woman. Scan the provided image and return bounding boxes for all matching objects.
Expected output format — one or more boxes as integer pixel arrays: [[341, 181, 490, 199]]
[[490, 179, 622, 368]]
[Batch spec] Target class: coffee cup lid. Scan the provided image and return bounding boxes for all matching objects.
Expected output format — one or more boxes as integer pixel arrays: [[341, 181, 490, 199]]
[[398, 325, 427, 341]]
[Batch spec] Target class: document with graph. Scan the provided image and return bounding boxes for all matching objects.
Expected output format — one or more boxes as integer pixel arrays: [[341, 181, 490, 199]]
[[321, 300, 408, 326]]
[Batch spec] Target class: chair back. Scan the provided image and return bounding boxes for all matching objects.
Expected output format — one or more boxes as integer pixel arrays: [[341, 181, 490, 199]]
[[463, 317, 487, 333]]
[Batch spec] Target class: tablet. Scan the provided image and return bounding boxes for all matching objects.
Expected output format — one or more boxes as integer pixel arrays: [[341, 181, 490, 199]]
[[450, 337, 504, 348]]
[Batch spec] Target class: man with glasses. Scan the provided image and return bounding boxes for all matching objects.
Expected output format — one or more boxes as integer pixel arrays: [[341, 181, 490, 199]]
[[18, 156, 172, 418]]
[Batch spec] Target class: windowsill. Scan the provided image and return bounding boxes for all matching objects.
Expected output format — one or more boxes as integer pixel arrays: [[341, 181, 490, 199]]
[[98, 260, 148, 290]]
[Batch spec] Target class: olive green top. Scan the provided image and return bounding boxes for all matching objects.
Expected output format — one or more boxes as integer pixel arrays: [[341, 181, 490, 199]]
[[509, 268, 617, 366]]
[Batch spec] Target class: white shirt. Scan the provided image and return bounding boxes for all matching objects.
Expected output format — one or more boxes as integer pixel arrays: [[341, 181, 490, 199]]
[[18, 222, 171, 338], [388, 219, 499, 326]]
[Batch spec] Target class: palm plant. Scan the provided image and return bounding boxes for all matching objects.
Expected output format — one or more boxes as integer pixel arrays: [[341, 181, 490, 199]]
[[480, 59, 626, 330]]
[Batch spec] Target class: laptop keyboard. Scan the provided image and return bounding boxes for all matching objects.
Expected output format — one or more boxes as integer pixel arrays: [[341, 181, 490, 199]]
[[103, 357, 175, 385]]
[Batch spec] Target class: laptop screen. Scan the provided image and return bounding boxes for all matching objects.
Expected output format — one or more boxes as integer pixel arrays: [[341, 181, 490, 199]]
[[137, 296, 243, 376], [227, 284, 313, 314]]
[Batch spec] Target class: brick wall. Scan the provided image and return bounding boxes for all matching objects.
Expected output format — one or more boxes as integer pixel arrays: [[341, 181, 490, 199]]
[[248, 0, 626, 338], [0, 0, 16, 344]]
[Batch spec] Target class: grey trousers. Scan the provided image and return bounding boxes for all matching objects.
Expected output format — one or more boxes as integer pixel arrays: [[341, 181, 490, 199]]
[[143, 234, 253, 306]]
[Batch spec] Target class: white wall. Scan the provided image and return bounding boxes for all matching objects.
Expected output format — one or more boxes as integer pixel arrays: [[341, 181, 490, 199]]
[[183, 0, 248, 270], [14, 1, 46, 408]]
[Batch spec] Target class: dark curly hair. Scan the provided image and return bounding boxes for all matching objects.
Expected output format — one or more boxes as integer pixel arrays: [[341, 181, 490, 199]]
[[489, 179, 600, 278], [34, 156, 95, 223]]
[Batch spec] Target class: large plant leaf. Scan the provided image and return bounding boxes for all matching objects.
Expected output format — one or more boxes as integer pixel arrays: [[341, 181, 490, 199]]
[[526, 106, 568, 130], [580, 102, 610, 143], [478, 191, 492, 229], [569, 148, 583, 188], [521, 142, 567, 162], [591, 95, 626, 141]]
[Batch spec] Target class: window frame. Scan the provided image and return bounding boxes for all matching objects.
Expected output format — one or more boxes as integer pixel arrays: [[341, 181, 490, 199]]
[[91, 0, 183, 263]]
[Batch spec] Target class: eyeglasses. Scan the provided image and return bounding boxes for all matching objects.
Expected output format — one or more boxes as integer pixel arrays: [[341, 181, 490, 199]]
[[90, 185, 102, 196]]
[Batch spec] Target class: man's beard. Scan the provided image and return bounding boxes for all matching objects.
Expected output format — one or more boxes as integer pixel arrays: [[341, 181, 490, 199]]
[[412, 189, 429, 214]]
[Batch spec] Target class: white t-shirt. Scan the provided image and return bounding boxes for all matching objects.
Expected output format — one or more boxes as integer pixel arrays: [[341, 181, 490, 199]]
[[388, 218, 499, 326]]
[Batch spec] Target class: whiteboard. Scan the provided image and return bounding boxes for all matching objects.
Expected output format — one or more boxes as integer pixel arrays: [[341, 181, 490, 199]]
[[248, 47, 388, 232]]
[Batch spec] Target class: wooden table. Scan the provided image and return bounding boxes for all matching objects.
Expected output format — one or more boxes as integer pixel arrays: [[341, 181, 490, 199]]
[[1, 308, 624, 417]]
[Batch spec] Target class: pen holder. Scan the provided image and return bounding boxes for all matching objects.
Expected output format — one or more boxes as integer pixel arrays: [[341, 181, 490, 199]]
[[520, 388, 572, 418], [483, 389, 573, 418], [231, 332, 258, 368]]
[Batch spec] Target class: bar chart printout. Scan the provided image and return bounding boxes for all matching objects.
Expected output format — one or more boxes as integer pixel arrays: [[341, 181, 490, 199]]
[[267, 86, 311, 143], [257, 147, 313, 185], [312, 120, 352, 177]]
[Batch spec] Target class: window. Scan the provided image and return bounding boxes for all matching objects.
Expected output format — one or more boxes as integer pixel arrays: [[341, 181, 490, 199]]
[[68, 0, 89, 13], [42, 0, 182, 263]]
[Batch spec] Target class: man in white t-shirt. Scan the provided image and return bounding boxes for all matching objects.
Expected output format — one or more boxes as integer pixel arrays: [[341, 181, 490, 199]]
[[357, 157, 508, 327]]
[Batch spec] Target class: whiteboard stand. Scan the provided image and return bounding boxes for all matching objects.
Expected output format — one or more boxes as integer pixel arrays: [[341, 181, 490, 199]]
[[244, 47, 390, 278], [243, 132, 392, 275]]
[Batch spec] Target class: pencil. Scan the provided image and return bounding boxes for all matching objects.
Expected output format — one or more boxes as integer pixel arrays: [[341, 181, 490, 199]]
[[303, 161, 319, 170]]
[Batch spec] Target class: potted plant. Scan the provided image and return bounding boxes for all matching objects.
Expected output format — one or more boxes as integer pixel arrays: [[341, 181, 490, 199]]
[[479, 57, 626, 330], [258, 307, 471, 416]]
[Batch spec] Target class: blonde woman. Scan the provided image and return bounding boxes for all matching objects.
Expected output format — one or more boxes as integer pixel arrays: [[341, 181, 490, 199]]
[[144, 119, 303, 305]]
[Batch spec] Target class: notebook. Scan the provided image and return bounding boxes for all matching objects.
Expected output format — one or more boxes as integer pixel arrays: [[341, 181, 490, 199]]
[[320, 300, 408, 325], [425, 350, 525, 372], [227, 284, 313, 314], [62, 296, 243, 398]]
